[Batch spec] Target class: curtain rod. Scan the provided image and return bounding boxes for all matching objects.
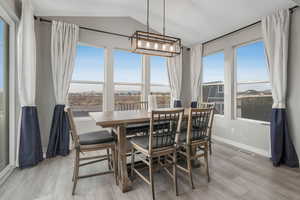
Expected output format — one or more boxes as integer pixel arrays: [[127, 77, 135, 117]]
[[203, 5, 299, 45], [34, 17, 132, 39], [35, 5, 299, 46], [35, 16, 186, 51]]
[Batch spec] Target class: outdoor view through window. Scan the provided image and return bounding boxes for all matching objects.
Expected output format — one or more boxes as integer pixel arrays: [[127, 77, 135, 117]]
[[150, 56, 171, 108], [202, 52, 225, 115], [0, 19, 9, 172], [68, 45, 104, 117], [236, 41, 272, 122], [114, 50, 142, 107]]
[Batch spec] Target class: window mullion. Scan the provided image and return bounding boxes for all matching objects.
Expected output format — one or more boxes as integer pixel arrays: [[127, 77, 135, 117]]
[[142, 55, 150, 102], [104, 47, 114, 111]]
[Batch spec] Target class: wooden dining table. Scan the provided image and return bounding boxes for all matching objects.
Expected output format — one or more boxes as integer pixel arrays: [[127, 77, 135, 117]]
[[89, 108, 189, 193]]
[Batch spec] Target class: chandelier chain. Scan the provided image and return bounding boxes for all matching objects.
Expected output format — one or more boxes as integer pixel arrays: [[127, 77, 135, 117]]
[[163, 0, 166, 35], [147, 0, 149, 33]]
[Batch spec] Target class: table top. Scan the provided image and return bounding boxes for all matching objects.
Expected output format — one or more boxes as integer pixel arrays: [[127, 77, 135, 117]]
[[89, 108, 189, 128]]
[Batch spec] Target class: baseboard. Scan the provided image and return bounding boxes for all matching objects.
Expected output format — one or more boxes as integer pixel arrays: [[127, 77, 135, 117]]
[[0, 165, 15, 186], [212, 135, 270, 157]]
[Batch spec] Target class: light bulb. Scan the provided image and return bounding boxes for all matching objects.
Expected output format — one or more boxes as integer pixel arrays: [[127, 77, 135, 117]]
[[138, 40, 142, 47], [170, 45, 174, 51], [162, 44, 166, 50], [154, 43, 158, 49], [146, 42, 150, 48]]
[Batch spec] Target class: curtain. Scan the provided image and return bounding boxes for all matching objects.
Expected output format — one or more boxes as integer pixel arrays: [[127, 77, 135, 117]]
[[46, 21, 79, 158], [262, 9, 299, 168], [190, 44, 203, 108], [17, 0, 43, 168], [167, 54, 182, 107]]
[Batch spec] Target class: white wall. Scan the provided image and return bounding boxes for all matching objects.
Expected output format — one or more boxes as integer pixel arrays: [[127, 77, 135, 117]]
[[0, 0, 20, 20], [35, 16, 190, 149]]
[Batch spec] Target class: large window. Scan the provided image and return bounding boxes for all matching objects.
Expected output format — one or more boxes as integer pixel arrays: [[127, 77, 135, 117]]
[[202, 52, 225, 115], [150, 56, 170, 108], [0, 19, 9, 172], [235, 41, 272, 122], [114, 50, 142, 107], [68, 45, 104, 117]]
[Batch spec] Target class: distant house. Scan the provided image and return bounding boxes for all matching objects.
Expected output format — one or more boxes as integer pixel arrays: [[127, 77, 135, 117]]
[[202, 81, 224, 114]]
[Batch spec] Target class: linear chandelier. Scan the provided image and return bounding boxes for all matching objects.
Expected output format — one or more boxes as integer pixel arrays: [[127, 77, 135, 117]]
[[131, 0, 182, 57]]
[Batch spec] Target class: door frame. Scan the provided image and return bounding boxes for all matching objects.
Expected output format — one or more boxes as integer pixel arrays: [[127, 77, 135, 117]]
[[0, 2, 18, 185]]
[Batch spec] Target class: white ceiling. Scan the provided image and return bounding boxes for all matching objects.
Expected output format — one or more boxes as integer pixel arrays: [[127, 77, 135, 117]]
[[32, 0, 296, 46]]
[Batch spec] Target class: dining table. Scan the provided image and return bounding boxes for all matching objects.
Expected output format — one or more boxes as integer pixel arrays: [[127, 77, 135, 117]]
[[89, 108, 190, 193]]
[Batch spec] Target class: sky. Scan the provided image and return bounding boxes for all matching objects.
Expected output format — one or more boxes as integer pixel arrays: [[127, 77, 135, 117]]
[[114, 50, 142, 83], [72, 45, 104, 81], [71, 46, 169, 93], [203, 41, 269, 83], [72, 46, 169, 90], [71, 41, 268, 93]]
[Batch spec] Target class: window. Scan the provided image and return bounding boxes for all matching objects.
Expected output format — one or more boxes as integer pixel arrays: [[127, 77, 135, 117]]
[[114, 50, 142, 107], [150, 56, 170, 108], [202, 52, 225, 115], [235, 41, 272, 122], [68, 45, 104, 117], [0, 19, 9, 172]]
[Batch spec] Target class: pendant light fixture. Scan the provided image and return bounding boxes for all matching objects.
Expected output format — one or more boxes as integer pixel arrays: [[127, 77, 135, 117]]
[[131, 0, 182, 57]]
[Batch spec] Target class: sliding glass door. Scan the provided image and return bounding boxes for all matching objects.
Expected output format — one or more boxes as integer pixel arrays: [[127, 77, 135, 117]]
[[0, 18, 9, 172]]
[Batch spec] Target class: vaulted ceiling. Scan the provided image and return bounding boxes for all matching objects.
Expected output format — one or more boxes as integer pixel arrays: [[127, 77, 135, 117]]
[[32, 0, 296, 46]]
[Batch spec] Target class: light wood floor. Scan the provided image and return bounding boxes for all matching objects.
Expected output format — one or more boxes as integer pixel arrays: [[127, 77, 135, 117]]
[[1, 141, 300, 200]]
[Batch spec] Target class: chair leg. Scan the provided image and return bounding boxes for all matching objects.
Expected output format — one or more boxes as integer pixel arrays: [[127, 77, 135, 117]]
[[72, 152, 76, 182], [131, 148, 136, 177], [149, 157, 155, 200], [204, 143, 210, 182], [112, 147, 118, 185], [173, 151, 178, 196], [187, 146, 195, 189], [107, 148, 111, 170], [209, 140, 212, 155], [72, 149, 80, 195]]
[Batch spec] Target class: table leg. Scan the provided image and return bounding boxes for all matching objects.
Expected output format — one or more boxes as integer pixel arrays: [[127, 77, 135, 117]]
[[117, 125, 132, 192]]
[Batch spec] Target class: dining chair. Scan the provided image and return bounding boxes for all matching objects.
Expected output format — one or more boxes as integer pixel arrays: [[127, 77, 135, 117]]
[[130, 109, 184, 200], [66, 107, 118, 195], [198, 102, 215, 154], [177, 108, 214, 189], [115, 101, 150, 136], [115, 101, 148, 111]]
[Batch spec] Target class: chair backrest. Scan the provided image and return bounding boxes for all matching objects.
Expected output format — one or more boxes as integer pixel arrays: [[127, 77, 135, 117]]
[[65, 107, 80, 148], [198, 102, 215, 140], [186, 108, 214, 144], [115, 101, 148, 111], [149, 109, 184, 153]]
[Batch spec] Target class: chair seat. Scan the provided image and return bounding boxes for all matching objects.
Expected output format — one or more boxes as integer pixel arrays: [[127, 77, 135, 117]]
[[130, 135, 175, 150], [126, 122, 150, 132], [79, 130, 115, 145], [179, 132, 208, 143]]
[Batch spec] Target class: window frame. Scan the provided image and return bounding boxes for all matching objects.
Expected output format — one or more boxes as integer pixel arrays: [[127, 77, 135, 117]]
[[201, 50, 225, 116], [233, 39, 271, 124]]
